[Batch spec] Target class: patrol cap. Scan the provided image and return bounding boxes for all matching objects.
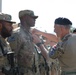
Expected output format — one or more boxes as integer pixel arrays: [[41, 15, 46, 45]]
[[0, 13, 16, 23], [54, 17, 72, 26], [19, 10, 38, 19]]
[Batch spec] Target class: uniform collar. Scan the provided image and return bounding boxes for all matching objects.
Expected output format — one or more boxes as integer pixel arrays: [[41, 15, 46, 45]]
[[61, 33, 71, 41]]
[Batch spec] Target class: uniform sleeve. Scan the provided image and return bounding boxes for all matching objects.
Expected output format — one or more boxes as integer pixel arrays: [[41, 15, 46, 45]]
[[49, 43, 64, 59], [8, 33, 22, 53]]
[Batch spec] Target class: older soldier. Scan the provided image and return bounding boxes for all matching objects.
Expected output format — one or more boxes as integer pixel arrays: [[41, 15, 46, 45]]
[[32, 17, 76, 75], [8, 10, 42, 75], [0, 13, 15, 75]]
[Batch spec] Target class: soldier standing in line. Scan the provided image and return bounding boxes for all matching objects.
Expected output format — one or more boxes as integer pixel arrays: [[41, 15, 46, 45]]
[[0, 13, 16, 75], [8, 9, 41, 75]]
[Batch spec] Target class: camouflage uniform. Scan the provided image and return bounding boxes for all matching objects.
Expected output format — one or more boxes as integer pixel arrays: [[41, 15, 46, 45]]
[[0, 12, 16, 75], [38, 54, 46, 75], [8, 26, 40, 75], [49, 33, 76, 75], [34, 45, 47, 75], [0, 36, 12, 75]]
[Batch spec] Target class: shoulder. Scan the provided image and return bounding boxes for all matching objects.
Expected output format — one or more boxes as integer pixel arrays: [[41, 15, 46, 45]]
[[13, 27, 20, 35], [68, 34, 76, 41], [62, 33, 76, 42], [65, 34, 76, 46], [7, 27, 20, 43]]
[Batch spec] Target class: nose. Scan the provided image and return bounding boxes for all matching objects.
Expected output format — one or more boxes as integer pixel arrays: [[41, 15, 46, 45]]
[[10, 25, 13, 30]]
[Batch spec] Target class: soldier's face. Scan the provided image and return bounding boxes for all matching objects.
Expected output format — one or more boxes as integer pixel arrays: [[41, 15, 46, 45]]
[[54, 24, 62, 38], [26, 15, 36, 27], [1, 21, 13, 38]]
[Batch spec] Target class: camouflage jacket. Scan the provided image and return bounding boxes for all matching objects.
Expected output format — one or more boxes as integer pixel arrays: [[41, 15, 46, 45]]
[[0, 35, 11, 71], [35, 45, 47, 75], [8, 26, 40, 75]]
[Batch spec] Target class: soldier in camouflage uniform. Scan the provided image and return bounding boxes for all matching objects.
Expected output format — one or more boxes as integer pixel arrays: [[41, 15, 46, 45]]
[[32, 17, 76, 75], [8, 10, 42, 75], [0, 13, 15, 75]]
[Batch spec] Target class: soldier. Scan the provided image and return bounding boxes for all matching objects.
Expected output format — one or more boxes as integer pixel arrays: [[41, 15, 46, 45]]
[[0, 13, 15, 75], [32, 17, 76, 75], [8, 9, 41, 75]]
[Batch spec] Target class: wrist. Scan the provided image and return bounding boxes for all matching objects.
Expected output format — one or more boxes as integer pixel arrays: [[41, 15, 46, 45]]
[[36, 42, 43, 47]]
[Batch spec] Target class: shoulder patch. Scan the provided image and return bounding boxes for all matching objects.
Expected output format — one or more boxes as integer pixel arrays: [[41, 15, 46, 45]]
[[7, 36, 15, 42]]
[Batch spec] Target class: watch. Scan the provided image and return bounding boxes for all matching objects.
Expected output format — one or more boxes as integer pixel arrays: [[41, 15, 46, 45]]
[[36, 42, 43, 47]]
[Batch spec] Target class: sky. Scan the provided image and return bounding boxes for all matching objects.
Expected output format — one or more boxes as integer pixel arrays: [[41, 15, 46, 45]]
[[2, 0, 76, 34]]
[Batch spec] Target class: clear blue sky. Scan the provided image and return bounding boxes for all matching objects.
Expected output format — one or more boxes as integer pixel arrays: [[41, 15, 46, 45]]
[[2, 0, 76, 33]]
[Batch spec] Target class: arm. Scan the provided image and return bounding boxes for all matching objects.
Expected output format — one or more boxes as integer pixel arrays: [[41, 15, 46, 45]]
[[32, 34, 64, 59], [31, 28, 59, 43], [32, 34, 49, 60]]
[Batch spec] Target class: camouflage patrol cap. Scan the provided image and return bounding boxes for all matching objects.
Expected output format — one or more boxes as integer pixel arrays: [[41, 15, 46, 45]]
[[54, 17, 72, 26], [0, 13, 16, 23], [19, 10, 38, 19]]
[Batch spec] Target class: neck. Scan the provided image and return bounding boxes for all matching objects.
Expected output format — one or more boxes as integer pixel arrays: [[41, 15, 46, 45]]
[[61, 32, 70, 40], [21, 21, 30, 32]]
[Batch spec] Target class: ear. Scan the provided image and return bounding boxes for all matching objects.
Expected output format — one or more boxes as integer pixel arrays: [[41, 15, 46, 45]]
[[0, 23, 2, 31]]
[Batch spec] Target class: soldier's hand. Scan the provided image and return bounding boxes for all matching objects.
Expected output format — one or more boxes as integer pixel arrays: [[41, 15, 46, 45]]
[[32, 34, 41, 44]]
